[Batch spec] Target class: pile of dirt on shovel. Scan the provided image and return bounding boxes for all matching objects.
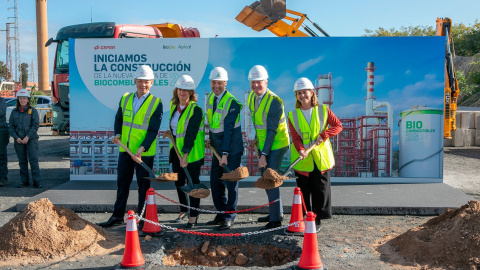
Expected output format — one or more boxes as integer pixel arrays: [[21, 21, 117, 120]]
[[0, 198, 123, 267], [221, 167, 249, 181], [377, 200, 480, 269]]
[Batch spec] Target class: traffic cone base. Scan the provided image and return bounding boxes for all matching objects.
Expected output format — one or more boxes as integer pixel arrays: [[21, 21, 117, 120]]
[[121, 210, 145, 268], [283, 228, 305, 236]]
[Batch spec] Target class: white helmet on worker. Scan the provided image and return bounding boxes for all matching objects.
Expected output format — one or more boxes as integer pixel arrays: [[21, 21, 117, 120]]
[[175, 74, 195, 90], [293, 77, 314, 92], [248, 65, 268, 81], [16, 89, 30, 98], [136, 65, 154, 80], [209, 67, 228, 81]]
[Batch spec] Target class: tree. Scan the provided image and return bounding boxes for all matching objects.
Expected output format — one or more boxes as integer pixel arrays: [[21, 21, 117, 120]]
[[0, 61, 9, 81], [19, 62, 28, 88], [364, 20, 480, 56]]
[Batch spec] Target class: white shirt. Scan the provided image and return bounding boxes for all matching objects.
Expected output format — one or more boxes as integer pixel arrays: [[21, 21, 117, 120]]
[[132, 92, 150, 114], [171, 104, 186, 136], [301, 107, 313, 125]]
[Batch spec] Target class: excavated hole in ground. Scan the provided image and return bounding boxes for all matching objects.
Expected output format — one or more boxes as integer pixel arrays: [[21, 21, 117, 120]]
[[161, 234, 302, 267]]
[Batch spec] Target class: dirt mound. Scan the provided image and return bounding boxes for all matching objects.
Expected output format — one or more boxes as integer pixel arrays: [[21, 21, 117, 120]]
[[263, 168, 288, 181], [0, 198, 123, 266], [188, 188, 211, 199], [157, 173, 178, 181], [377, 200, 480, 269], [221, 166, 249, 181]]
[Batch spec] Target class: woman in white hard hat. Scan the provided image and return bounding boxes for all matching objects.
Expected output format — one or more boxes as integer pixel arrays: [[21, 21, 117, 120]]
[[164, 74, 205, 228], [287, 77, 342, 232], [8, 89, 42, 188]]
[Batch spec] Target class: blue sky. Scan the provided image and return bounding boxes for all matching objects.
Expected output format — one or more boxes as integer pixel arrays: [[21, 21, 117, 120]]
[[0, 0, 478, 80]]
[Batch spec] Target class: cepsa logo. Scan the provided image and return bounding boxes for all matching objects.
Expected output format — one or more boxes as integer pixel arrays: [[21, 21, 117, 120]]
[[94, 45, 116, 50]]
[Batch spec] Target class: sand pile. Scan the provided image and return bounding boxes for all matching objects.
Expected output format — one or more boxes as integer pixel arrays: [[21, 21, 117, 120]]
[[377, 200, 480, 269], [156, 173, 178, 181], [188, 188, 211, 199], [263, 168, 288, 182], [255, 168, 286, 189], [0, 198, 123, 266], [221, 167, 249, 181]]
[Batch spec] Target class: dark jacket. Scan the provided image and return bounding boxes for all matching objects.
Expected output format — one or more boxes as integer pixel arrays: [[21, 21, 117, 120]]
[[114, 93, 163, 152], [209, 100, 244, 157], [0, 98, 8, 133], [9, 106, 40, 140], [263, 97, 283, 155], [169, 104, 204, 168]]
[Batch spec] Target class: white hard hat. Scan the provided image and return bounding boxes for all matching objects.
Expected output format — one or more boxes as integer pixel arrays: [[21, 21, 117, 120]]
[[136, 65, 154, 80], [16, 89, 30, 98], [248, 65, 268, 81], [175, 74, 195, 90], [209, 67, 228, 81], [293, 77, 314, 92]]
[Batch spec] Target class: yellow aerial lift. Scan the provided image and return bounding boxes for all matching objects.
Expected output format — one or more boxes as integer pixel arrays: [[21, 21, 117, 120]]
[[236, 0, 329, 37], [437, 17, 459, 138]]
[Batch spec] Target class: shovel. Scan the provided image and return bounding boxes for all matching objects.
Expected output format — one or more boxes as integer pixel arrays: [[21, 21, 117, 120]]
[[165, 133, 210, 199], [262, 143, 318, 182], [115, 140, 177, 183], [208, 137, 249, 181]]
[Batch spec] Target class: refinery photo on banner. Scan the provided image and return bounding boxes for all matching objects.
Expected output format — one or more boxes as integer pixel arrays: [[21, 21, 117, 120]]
[[69, 37, 445, 183]]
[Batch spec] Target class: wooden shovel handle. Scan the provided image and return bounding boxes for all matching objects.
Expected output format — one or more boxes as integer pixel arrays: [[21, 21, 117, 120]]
[[116, 140, 143, 164], [209, 145, 232, 173]]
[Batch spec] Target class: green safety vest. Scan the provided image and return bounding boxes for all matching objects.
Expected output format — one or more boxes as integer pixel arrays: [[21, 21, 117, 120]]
[[120, 92, 161, 157], [169, 101, 205, 163], [247, 89, 289, 152], [288, 105, 335, 172], [206, 91, 242, 133]]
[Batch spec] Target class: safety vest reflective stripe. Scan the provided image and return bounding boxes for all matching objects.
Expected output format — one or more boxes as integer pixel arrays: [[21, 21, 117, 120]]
[[291, 109, 324, 149], [122, 95, 160, 130], [206, 92, 241, 133]]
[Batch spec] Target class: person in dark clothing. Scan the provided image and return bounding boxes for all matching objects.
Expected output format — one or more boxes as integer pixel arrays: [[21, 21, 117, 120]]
[[164, 74, 205, 229], [204, 67, 244, 231], [0, 96, 9, 187], [8, 89, 41, 188], [97, 65, 163, 228]]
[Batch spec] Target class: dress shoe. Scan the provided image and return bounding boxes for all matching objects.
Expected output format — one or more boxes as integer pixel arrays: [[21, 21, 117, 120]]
[[0, 180, 7, 187], [316, 220, 321, 232], [185, 216, 198, 229], [97, 216, 124, 227], [217, 220, 233, 231], [137, 220, 144, 230], [17, 183, 29, 188], [261, 221, 282, 230], [206, 217, 224, 226], [33, 183, 43, 188], [258, 213, 284, 222]]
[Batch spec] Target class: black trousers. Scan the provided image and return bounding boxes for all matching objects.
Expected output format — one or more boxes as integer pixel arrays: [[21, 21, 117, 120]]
[[295, 167, 332, 224], [0, 131, 9, 182], [112, 152, 152, 218], [171, 149, 201, 218]]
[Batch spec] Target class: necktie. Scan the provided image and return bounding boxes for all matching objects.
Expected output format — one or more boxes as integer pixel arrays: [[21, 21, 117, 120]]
[[213, 97, 218, 112]]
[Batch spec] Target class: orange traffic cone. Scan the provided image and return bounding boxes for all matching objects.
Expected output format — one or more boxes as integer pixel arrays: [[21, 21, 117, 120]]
[[297, 212, 324, 270], [121, 210, 145, 268], [142, 188, 161, 234], [284, 187, 305, 236]]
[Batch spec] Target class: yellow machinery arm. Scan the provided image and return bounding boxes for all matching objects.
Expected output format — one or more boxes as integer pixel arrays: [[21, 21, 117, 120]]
[[236, 0, 329, 37], [436, 17, 459, 138]]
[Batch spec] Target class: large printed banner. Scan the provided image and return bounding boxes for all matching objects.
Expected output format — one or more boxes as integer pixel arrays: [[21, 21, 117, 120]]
[[70, 37, 445, 182]]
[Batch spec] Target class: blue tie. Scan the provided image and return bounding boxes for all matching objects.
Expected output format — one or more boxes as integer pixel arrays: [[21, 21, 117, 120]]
[[213, 97, 218, 112]]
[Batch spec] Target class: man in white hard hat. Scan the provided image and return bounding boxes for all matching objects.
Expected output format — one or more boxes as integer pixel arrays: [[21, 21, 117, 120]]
[[205, 67, 244, 230], [247, 65, 290, 230], [98, 65, 163, 228]]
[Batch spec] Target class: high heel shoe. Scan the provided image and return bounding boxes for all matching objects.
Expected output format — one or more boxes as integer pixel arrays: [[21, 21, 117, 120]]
[[185, 216, 198, 229], [172, 212, 187, 223]]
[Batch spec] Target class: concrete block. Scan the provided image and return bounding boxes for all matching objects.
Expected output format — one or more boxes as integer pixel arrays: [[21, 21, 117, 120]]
[[443, 138, 452, 147], [455, 111, 462, 129], [477, 130, 480, 146], [451, 128, 464, 147], [460, 112, 475, 129], [476, 112, 480, 129], [463, 129, 475, 146]]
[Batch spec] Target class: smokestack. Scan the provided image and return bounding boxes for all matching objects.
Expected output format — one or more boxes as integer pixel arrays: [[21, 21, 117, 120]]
[[36, 0, 49, 92], [365, 62, 376, 116]]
